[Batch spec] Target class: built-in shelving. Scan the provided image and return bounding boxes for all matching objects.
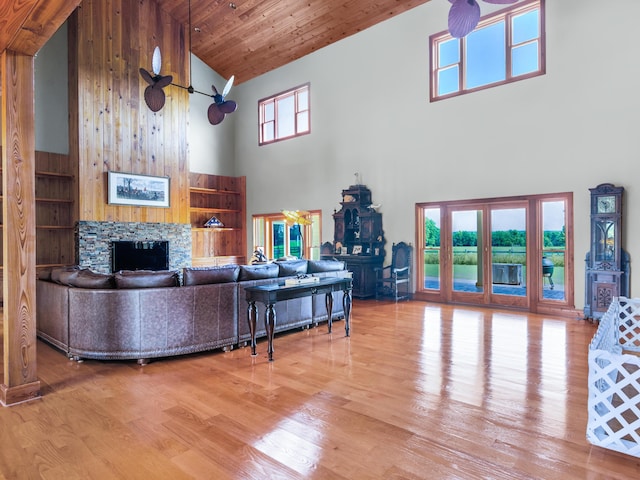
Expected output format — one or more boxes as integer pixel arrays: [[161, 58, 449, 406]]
[[189, 173, 246, 267], [0, 150, 77, 301]]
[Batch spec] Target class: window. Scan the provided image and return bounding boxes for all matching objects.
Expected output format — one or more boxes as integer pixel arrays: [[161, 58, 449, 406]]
[[430, 0, 544, 101], [259, 83, 310, 145], [415, 191, 574, 317], [252, 210, 321, 260]]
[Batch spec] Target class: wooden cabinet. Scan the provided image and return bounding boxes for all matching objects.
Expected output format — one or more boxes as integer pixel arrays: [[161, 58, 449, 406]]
[[323, 184, 385, 298], [0, 149, 77, 302], [189, 173, 246, 267]]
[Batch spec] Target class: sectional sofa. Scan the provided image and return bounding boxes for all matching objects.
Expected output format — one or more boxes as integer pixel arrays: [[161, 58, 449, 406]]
[[36, 259, 349, 364]]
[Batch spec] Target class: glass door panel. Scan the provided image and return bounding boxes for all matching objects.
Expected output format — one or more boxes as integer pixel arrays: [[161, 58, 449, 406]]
[[424, 208, 441, 291], [289, 224, 302, 258], [490, 207, 527, 298], [541, 200, 566, 301], [272, 221, 285, 259], [451, 209, 483, 294]]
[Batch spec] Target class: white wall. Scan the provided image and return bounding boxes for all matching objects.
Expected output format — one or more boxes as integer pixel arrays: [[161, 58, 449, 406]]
[[232, 0, 640, 310], [188, 54, 236, 175], [35, 22, 69, 154]]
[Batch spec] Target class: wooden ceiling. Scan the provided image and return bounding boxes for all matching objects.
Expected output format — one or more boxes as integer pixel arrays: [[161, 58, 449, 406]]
[[153, 0, 432, 84], [1, 0, 431, 85]]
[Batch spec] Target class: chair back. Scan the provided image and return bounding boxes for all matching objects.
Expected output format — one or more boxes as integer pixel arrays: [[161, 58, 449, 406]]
[[392, 242, 412, 271]]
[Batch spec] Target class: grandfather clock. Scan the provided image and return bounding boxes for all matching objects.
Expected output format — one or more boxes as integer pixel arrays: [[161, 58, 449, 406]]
[[584, 183, 629, 320]]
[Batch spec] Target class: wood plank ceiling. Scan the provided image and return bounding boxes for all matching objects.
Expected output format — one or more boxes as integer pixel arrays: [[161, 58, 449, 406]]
[[152, 0, 432, 83]]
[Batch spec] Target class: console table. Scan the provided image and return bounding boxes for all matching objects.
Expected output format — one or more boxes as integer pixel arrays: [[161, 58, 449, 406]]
[[245, 277, 352, 361]]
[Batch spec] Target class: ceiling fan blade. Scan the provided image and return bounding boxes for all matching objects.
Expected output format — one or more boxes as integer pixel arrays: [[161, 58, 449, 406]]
[[144, 86, 166, 112], [139, 68, 155, 85], [218, 100, 237, 114], [207, 104, 226, 125], [152, 46, 162, 75], [222, 75, 235, 97], [154, 75, 173, 89], [448, 0, 481, 38], [211, 84, 220, 96]]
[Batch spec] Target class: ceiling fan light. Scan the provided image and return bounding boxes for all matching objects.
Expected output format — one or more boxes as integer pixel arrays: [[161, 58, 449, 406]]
[[448, 0, 481, 38]]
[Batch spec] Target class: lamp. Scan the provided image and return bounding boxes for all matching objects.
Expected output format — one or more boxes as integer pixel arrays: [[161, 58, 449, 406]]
[[447, 0, 518, 38], [282, 210, 312, 258]]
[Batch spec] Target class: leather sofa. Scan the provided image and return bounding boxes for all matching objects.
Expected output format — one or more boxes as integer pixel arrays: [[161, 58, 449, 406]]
[[36, 259, 348, 363]]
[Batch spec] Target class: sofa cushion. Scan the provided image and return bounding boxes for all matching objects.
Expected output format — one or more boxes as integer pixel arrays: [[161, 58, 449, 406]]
[[67, 270, 115, 289], [50, 265, 83, 284], [183, 265, 240, 286], [114, 270, 179, 289], [238, 263, 280, 281], [307, 260, 346, 273], [275, 260, 308, 277]]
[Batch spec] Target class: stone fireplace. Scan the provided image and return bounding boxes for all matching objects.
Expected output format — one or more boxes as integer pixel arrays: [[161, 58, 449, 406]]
[[76, 221, 191, 274]]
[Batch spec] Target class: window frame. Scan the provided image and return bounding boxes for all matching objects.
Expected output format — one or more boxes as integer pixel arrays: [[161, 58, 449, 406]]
[[258, 83, 311, 145], [252, 210, 322, 260], [415, 191, 574, 318], [430, 0, 545, 102]]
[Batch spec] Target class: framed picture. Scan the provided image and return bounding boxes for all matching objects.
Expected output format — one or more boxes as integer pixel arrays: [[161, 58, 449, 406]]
[[352, 245, 362, 255], [108, 171, 170, 208]]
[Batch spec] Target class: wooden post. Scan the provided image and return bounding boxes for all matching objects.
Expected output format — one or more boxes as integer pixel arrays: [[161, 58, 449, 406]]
[[1, 50, 41, 406]]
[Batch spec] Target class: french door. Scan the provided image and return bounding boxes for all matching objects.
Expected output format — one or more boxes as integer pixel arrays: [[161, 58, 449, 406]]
[[417, 194, 573, 314]]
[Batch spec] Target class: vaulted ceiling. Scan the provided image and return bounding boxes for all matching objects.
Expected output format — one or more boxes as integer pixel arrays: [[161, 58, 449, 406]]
[[141, 0, 432, 83], [1, 0, 431, 84]]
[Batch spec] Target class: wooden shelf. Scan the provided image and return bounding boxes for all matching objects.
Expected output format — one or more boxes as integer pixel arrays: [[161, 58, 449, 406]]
[[35, 170, 74, 179], [35, 197, 73, 203], [189, 173, 246, 265], [189, 187, 240, 196], [36, 225, 74, 230], [191, 227, 240, 232], [189, 207, 240, 213]]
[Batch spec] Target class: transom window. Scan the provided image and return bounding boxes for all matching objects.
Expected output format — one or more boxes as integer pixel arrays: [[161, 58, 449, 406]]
[[430, 0, 544, 101], [259, 83, 310, 145]]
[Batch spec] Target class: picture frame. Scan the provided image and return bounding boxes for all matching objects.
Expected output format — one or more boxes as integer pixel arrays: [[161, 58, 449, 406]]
[[108, 171, 170, 208], [352, 245, 362, 255]]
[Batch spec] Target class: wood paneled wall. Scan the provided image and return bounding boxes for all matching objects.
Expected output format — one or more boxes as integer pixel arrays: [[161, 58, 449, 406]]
[[69, 0, 190, 225]]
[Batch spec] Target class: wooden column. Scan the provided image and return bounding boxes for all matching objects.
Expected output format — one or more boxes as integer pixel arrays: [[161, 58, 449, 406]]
[[1, 50, 41, 406]]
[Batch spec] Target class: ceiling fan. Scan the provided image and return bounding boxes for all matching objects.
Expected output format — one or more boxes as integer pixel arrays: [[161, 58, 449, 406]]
[[447, 0, 518, 38], [139, 47, 173, 112], [139, 0, 237, 124]]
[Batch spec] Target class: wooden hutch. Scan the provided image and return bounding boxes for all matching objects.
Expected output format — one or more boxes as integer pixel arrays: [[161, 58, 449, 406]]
[[323, 184, 385, 298]]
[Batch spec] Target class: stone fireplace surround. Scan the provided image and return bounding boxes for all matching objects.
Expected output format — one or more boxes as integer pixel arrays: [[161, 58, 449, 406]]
[[76, 221, 191, 274]]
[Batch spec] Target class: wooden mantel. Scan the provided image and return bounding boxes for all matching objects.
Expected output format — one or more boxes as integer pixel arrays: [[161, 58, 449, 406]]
[[1, 0, 81, 406]]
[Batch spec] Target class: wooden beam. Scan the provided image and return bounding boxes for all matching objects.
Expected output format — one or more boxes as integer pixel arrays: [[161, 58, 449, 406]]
[[1, 49, 41, 406], [0, 0, 82, 56]]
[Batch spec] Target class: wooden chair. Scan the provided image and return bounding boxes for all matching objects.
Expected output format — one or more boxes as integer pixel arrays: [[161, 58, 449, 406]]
[[375, 242, 412, 301]]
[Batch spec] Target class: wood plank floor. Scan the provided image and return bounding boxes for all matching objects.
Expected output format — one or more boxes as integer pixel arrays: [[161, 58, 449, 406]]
[[1, 300, 640, 479]]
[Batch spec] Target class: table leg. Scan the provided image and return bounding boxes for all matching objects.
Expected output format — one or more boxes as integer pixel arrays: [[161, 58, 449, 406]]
[[343, 288, 352, 337], [325, 292, 334, 333], [265, 303, 276, 362], [247, 301, 258, 356]]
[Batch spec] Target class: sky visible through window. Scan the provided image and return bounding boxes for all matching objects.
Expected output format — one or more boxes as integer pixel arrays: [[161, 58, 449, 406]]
[[435, 3, 541, 98]]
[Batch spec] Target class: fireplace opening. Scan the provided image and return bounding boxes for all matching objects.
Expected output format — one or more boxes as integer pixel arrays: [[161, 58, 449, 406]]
[[111, 240, 169, 272]]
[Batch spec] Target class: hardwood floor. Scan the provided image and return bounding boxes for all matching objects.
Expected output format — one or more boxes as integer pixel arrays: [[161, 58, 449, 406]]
[[1, 300, 639, 479]]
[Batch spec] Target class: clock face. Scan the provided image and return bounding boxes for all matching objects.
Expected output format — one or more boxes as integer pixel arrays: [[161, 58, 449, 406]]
[[597, 195, 616, 214]]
